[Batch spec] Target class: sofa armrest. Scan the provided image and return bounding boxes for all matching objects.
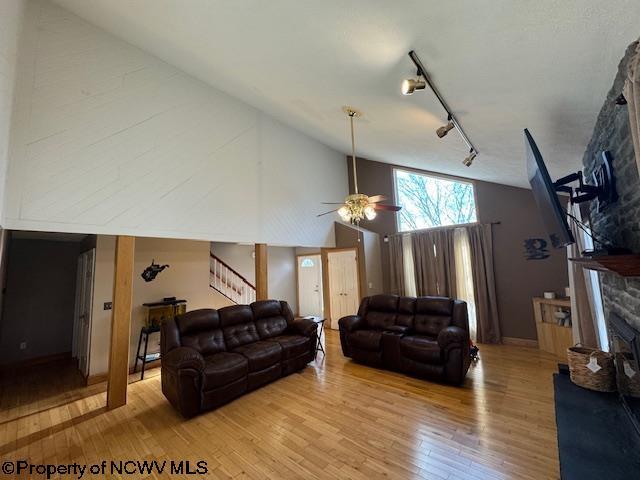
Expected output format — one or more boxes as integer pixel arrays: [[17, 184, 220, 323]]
[[437, 325, 471, 386], [162, 347, 205, 372], [437, 326, 469, 350], [338, 315, 364, 332], [452, 300, 469, 332], [287, 318, 318, 338]]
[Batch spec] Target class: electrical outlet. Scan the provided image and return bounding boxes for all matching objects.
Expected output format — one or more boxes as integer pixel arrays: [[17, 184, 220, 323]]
[[369, 282, 374, 289], [104, 302, 112, 310], [19, 341, 26, 350]]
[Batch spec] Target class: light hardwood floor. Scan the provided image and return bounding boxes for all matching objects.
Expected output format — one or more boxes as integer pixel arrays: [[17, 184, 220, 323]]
[[0, 331, 560, 479]]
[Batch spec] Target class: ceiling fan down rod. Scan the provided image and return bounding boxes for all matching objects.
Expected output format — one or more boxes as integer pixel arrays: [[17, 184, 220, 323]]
[[349, 111, 359, 194], [407, 50, 478, 156]]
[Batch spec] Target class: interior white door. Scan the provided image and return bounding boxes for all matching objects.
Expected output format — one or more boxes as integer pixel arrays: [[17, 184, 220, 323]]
[[72, 256, 83, 358], [73, 249, 95, 377], [297, 255, 323, 316], [327, 249, 359, 329]]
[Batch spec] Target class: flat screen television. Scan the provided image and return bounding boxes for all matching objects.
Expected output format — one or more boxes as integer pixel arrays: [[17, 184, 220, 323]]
[[525, 128, 575, 248]]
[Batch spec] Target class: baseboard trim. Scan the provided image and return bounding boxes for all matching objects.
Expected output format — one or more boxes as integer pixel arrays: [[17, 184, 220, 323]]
[[0, 351, 72, 371], [86, 361, 161, 386], [502, 337, 538, 348], [86, 373, 108, 386]]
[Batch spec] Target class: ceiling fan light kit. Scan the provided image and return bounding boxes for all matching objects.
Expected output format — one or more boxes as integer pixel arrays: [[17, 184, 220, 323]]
[[402, 50, 479, 166], [337, 193, 378, 223], [317, 107, 402, 224]]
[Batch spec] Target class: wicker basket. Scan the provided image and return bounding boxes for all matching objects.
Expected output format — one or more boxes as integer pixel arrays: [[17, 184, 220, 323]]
[[567, 346, 616, 392]]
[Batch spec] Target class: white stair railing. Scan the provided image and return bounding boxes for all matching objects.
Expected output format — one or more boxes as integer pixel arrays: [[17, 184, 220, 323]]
[[209, 253, 256, 305]]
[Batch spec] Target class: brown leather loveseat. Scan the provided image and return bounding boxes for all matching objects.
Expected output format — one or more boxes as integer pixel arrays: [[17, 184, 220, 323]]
[[339, 294, 470, 385], [161, 300, 317, 417]]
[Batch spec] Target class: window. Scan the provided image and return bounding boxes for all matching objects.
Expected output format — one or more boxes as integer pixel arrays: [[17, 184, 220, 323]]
[[300, 258, 315, 268], [394, 168, 477, 232]]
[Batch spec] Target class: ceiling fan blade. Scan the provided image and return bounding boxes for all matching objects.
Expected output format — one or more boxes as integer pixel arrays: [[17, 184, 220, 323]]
[[368, 195, 387, 203], [316, 208, 339, 217], [374, 204, 402, 212]]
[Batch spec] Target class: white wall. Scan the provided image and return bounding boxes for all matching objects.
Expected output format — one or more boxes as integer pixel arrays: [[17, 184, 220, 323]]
[[89, 235, 232, 376], [211, 242, 297, 308], [0, 0, 24, 222], [4, 0, 346, 247]]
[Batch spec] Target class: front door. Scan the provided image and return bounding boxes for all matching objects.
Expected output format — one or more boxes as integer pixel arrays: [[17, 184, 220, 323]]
[[297, 254, 323, 317]]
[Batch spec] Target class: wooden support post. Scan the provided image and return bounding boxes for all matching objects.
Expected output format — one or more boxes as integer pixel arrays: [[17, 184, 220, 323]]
[[107, 235, 135, 409], [255, 243, 268, 301]]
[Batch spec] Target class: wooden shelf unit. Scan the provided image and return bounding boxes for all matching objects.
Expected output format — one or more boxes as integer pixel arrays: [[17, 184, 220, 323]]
[[533, 297, 573, 359], [569, 254, 640, 277]]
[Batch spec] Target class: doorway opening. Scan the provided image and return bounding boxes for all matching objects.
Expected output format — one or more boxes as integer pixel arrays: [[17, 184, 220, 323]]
[[322, 247, 361, 330], [0, 230, 102, 422]]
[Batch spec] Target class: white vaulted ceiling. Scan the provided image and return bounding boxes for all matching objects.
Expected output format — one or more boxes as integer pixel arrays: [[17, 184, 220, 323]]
[[52, 0, 640, 188]]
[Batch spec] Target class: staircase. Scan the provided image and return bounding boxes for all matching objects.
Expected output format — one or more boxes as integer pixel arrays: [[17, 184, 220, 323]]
[[210, 253, 256, 304]]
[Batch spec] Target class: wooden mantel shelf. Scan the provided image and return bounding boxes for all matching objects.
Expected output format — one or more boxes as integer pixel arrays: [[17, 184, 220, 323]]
[[569, 254, 640, 277]]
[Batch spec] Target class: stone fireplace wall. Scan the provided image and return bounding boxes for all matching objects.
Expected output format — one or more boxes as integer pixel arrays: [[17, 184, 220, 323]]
[[582, 40, 640, 335]]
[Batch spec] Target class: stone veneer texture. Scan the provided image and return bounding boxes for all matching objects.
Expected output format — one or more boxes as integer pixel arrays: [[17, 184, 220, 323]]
[[582, 40, 640, 333]]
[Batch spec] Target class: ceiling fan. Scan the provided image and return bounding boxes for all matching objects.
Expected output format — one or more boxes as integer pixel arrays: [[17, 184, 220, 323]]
[[318, 106, 401, 224]]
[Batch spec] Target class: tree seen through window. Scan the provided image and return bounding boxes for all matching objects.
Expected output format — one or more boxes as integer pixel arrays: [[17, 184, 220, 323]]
[[394, 169, 477, 232]]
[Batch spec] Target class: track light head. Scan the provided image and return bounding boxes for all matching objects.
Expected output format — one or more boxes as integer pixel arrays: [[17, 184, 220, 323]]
[[401, 77, 426, 95], [436, 121, 455, 138], [463, 151, 477, 167]]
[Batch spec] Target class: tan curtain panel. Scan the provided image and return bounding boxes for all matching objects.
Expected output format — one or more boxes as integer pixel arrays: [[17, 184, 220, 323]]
[[624, 40, 640, 175], [466, 224, 501, 344], [411, 228, 457, 297], [388, 234, 405, 296]]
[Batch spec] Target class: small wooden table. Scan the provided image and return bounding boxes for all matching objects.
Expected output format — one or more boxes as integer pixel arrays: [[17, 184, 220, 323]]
[[134, 325, 161, 380], [298, 316, 326, 359], [533, 297, 573, 359], [135, 299, 187, 380]]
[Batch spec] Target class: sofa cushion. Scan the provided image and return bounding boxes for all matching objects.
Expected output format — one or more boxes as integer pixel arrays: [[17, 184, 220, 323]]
[[252, 300, 288, 339], [416, 297, 454, 316], [269, 335, 312, 360], [396, 297, 416, 328], [366, 311, 396, 330], [368, 294, 399, 312], [181, 329, 226, 356], [233, 340, 282, 372], [414, 314, 452, 337], [176, 309, 220, 335], [414, 297, 454, 336], [219, 305, 260, 349], [175, 309, 226, 356], [202, 352, 248, 390], [400, 335, 443, 364], [348, 330, 382, 352]]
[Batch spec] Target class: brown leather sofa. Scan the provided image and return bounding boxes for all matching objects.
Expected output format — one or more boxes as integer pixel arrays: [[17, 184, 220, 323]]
[[161, 300, 317, 417], [339, 294, 470, 385]]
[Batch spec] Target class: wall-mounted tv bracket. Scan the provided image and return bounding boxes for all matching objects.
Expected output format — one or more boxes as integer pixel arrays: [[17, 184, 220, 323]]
[[554, 151, 617, 211]]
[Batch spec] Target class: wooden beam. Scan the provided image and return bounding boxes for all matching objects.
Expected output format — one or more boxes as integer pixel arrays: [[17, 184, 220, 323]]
[[255, 243, 268, 300], [107, 235, 135, 409]]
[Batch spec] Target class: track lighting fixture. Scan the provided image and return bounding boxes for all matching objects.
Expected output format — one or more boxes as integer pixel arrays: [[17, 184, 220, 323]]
[[436, 120, 455, 138], [401, 50, 479, 165], [401, 78, 426, 96], [463, 151, 477, 167]]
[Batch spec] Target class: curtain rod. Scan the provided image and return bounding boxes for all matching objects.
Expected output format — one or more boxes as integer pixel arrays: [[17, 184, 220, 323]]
[[385, 221, 501, 239]]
